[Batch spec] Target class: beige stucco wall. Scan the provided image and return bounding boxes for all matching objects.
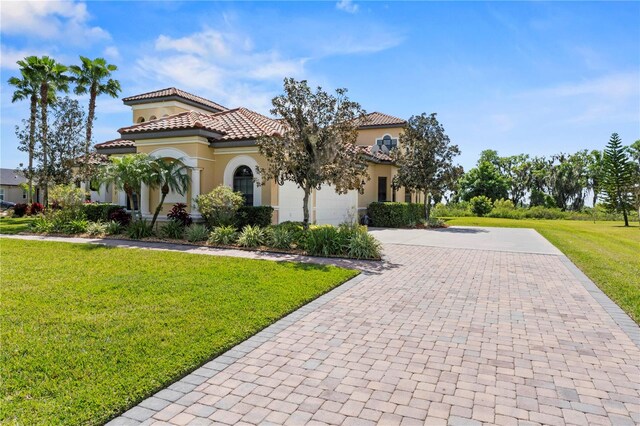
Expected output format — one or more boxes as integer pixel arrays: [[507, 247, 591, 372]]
[[0, 185, 27, 204], [131, 101, 214, 124], [356, 127, 403, 147]]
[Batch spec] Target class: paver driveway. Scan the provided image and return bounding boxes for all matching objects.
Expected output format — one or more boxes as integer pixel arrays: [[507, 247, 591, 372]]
[[111, 227, 640, 426]]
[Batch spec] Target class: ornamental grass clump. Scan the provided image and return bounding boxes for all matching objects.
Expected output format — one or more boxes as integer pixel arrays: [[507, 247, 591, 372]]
[[105, 220, 123, 235], [346, 227, 382, 259], [86, 221, 108, 236], [304, 225, 343, 257], [160, 219, 185, 239], [208, 225, 238, 245], [127, 220, 153, 239], [185, 224, 208, 242], [269, 226, 295, 249], [236, 225, 267, 248]]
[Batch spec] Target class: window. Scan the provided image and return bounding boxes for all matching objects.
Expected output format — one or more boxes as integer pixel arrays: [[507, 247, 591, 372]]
[[404, 189, 412, 203], [89, 179, 100, 192], [233, 166, 254, 206], [137, 117, 145, 123], [377, 177, 387, 202], [376, 135, 398, 151], [0, 188, 4, 201], [126, 192, 139, 211], [149, 115, 157, 120], [22, 190, 27, 199]]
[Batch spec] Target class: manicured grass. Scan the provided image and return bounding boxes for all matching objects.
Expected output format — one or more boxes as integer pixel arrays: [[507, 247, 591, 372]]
[[444, 217, 640, 323], [0, 217, 33, 234], [0, 239, 358, 425]]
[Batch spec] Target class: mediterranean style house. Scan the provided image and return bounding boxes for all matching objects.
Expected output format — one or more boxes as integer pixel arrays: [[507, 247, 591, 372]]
[[95, 87, 415, 225]]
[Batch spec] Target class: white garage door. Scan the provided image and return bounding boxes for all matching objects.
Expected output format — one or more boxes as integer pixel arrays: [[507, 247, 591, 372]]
[[278, 180, 306, 223], [315, 185, 357, 226]]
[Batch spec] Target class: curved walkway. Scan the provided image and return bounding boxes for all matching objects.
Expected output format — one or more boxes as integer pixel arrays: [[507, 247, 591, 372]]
[[4, 230, 639, 425]]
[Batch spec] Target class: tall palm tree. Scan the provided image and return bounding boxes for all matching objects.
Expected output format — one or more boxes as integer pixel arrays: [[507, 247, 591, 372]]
[[101, 154, 153, 220], [69, 56, 121, 184], [31, 56, 70, 206], [7, 57, 54, 203], [148, 158, 191, 228]]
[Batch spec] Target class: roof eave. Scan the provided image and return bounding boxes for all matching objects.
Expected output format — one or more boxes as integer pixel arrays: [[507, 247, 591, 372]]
[[95, 146, 137, 155], [123, 96, 225, 113], [119, 128, 224, 141], [357, 123, 406, 130], [210, 139, 258, 148]]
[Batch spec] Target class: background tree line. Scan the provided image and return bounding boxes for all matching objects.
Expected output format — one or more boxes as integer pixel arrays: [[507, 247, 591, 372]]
[[453, 135, 639, 226], [8, 55, 121, 205]]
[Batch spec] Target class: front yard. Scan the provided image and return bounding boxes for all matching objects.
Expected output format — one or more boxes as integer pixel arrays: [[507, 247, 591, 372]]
[[0, 239, 358, 424], [0, 216, 33, 234], [445, 217, 640, 323]]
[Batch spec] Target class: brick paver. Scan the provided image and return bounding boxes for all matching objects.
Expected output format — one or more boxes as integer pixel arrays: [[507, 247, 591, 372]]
[[6, 234, 638, 425]]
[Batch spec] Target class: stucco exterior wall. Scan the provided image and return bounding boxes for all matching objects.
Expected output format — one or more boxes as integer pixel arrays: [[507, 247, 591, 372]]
[[0, 185, 27, 204], [356, 127, 403, 148], [131, 101, 214, 124]]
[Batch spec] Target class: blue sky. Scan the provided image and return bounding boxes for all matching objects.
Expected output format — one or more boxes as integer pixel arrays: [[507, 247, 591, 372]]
[[1, 1, 639, 170]]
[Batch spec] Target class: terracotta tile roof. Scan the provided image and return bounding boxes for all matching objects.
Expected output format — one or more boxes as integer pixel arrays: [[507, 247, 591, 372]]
[[118, 108, 285, 141], [356, 111, 406, 128], [75, 152, 110, 165], [122, 87, 228, 112], [94, 138, 135, 149], [359, 145, 393, 162]]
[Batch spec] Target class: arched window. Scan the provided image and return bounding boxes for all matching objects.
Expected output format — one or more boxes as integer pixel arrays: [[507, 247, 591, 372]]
[[233, 166, 254, 206], [137, 117, 145, 123], [376, 134, 398, 150], [149, 115, 157, 120]]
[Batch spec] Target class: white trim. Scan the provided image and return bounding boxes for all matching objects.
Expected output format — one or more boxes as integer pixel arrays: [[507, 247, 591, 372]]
[[147, 147, 197, 168], [213, 147, 260, 155], [223, 155, 261, 206], [134, 139, 210, 147]]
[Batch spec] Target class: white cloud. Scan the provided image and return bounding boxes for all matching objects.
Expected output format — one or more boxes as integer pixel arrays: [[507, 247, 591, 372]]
[[0, 1, 109, 44], [103, 46, 121, 61], [531, 73, 638, 100], [0, 44, 48, 70], [136, 28, 309, 113], [336, 0, 359, 14]]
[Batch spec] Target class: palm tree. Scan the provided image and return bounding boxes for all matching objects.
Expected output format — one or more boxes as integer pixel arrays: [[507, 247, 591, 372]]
[[101, 154, 153, 220], [148, 158, 191, 228], [69, 56, 121, 185], [31, 56, 70, 206], [8, 57, 57, 203]]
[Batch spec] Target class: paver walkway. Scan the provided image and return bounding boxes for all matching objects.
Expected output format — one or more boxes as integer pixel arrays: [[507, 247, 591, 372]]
[[5, 230, 640, 425]]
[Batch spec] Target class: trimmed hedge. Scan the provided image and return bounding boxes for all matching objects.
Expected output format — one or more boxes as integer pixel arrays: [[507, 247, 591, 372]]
[[83, 203, 122, 222], [367, 202, 425, 228], [237, 206, 274, 228]]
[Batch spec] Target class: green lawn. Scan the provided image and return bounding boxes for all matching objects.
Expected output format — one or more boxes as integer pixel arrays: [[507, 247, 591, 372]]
[[0, 239, 358, 425], [444, 217, 640, 323], [0, 217, 33, 234]]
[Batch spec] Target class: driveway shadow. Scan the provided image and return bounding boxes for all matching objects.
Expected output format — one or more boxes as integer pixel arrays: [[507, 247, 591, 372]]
[[430, 227, 488, 234]]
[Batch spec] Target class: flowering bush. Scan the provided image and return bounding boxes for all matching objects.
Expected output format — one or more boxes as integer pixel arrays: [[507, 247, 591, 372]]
[[196, 186, 244, 228]]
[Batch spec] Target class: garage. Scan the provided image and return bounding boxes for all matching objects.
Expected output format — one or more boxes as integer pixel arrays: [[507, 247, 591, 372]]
[[314, 185, 358, 226], [277, 180, 306, 223]]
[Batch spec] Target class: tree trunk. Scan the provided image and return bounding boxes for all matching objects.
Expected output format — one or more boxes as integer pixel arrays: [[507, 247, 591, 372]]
[[302, 185, 311, 229], [28, 93, 37, 204], [151, 187, 168, 228], [424, 192, 432, 221], [40, 84, 49, 206], [84, 87, 97, 194]]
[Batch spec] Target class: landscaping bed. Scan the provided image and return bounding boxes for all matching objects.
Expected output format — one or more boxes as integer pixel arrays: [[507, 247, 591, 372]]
[[0, 238, 358, 424]]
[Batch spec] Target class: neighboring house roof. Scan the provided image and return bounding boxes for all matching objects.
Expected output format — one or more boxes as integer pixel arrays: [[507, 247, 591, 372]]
[[356, 112, 406, 129], [119, 108, 285, 142], [122, 87, 228, 113], [359, 145, 393, 163], [75, 152, 110, 165], [95, 138, 136, 149], [0, 168, 27, 186]]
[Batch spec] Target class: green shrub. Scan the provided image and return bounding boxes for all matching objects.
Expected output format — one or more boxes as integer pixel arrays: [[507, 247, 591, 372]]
[[432, 202, 473, 217], [105, 220, 123, 235], [469, 196, 493, 217], [346, 228, 382, 259], [304, 225, 343, 257], [522, 206, 567, 220], [208, 225, 238, 245], [236, 225, 267, 248], [127, 220, 153, 239], [83, 203, 121, 223], [86, 221, 108, 236], [62, 219, 89, 234], [196, 186, 244, 228], [49, 184, 86, 213], [269, 226, 295, 249], [160, 220, 185, 239], [367, 202, 425, 227], [493, 199, 514, 210], [426, 217, 446, 228], [237, 206, 274, 228], [185, 224, 208, 242], [31, 216, 53, 233]]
